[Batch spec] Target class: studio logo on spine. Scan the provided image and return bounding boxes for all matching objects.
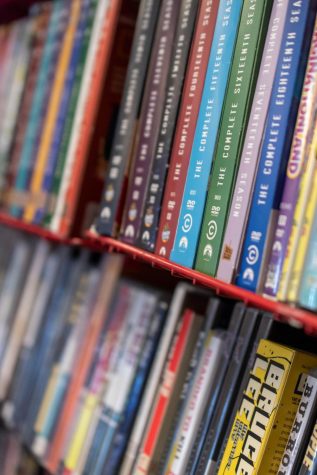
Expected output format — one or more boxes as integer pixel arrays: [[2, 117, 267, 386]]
[[206, 219, 217, 241], [182, 213, 193, 233], [246, 244, 259, 266]]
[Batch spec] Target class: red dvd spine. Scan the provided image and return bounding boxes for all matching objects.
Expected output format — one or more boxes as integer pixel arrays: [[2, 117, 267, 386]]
[[58, 0, 123, 237], [155, 0, 220, 258]]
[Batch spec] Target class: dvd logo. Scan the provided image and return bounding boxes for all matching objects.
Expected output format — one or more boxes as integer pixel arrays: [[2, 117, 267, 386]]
[[242, 268, 254, 282], [159, 247, 166, 256], [182, 213, 193, 233], [128, 203, 137, 221], [105, 184, 114, 202], [100, 207, 111, 220], [144, 207, 154, 227], [246, 245, 259, 266], [142, 231, 150, 243], [179, 237, 188, 250], [272, 240, 282, 253], [203, 244, 213, 260], [161, 225, 170, 243], [124, 225, 135, 238], [206, 220, 217, 241]]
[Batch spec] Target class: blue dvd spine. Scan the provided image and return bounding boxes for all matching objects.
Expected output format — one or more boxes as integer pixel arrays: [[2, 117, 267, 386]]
[[2, 248, 62, 429], [106, 301, 167, 475], [22, 253, 86, 445], [236, 0, 317, 293], [84, 292, 155, 475], [170, 0, 243, 268]]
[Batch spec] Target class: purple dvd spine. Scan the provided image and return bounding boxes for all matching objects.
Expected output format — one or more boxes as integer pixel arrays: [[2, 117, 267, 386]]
[[263, 28, 317, 298], [216, 0, 289, 284], [119, 0, 182, 245]]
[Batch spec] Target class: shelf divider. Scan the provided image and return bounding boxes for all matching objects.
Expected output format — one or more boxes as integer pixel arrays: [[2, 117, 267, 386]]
[[0, 211, 316, 334]]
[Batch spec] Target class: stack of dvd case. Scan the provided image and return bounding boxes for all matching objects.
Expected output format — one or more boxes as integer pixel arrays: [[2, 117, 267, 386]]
[[0, 229, 316, 474], [93, 0, 317, 312], [1, 0, 317, 310], [0, 0, 139, 237], [2, 1, 317, 473]]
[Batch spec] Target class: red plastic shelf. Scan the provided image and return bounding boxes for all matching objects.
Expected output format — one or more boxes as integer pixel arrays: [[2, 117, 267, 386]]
[[0, 211, 316, 334], [86, 231, 317, 335], [0, 212, 86, 247]]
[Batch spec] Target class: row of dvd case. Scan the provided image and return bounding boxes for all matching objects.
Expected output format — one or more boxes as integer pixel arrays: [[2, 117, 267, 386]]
[[1, 0, 317, 312], [1, 227, 317, 474]]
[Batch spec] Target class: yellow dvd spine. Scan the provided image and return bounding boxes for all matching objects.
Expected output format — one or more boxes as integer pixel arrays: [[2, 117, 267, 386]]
[[34, 365, 60, 434], [218, 340, 292, 474], [260, 351, 317, 474], [23, 0, 81, 223], [287, 147, 317, 303], [278, 124, 317, 301], [219, 339, 317, 474], [64, 392, 98, 470]]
